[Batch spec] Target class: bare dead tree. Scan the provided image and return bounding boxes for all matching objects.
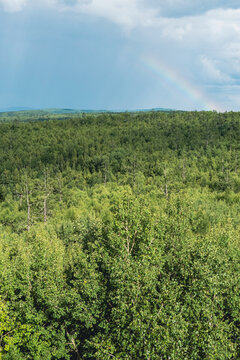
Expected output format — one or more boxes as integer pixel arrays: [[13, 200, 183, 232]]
[[25, 180, 31, 232], [43, 169, 52, 224]]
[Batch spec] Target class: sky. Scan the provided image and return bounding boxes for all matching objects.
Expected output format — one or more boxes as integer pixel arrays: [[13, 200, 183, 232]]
[[0, 0, 240, 111]]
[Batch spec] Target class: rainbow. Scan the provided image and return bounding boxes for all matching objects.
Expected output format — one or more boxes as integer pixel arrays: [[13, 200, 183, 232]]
[[142, 56, 222, 111]]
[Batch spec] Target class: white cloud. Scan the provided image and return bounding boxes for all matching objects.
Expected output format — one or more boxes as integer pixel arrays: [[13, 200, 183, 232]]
[[165, 9, 240, 82], [152, 8, 240, 45], [146, 0, 240, 17], [0, 0, 28, 12], [0, 0, 158, 28], [200, 56, 232, 83], [56, 0, 158, 29], [1, 0, 240, 36]]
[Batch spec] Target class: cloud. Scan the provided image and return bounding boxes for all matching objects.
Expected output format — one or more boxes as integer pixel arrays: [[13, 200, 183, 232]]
[[159, 9, 240, 81], [52, 1, 240, 47], [56, 0, 158, 28], [146, 0, 240, 17], [0, 0, 158, 28], [1, 0, 240, 32], [200, 56, 232, 83], [56, 0, 240, 21], [153, 8, 240, 44], [0, 0, 28, 11]]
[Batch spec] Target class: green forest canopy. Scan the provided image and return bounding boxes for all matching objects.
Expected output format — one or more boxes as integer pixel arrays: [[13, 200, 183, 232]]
[[0, 110, 240, 359]]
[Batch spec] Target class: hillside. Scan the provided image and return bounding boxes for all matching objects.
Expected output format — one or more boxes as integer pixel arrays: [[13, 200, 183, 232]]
[[0, 110, 240, 359]]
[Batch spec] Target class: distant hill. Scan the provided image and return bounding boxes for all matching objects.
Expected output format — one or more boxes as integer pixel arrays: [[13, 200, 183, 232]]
[[0, 107, 177, 123], [0, 107, 35, 113], [0, 107, 175, 115]]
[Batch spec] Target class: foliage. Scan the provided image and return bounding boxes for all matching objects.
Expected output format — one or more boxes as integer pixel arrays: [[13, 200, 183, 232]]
[[0, 110, 240, 358]]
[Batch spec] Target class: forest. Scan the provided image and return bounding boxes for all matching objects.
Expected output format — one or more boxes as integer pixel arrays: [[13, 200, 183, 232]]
[[0, 110, 239, 359]]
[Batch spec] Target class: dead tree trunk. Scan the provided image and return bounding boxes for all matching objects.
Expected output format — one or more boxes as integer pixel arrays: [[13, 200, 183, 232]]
[[44, 197, 47, 224], [43, 169, 51, 224], [25, 182, 31, 231], [164, 183, 168, 198]]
